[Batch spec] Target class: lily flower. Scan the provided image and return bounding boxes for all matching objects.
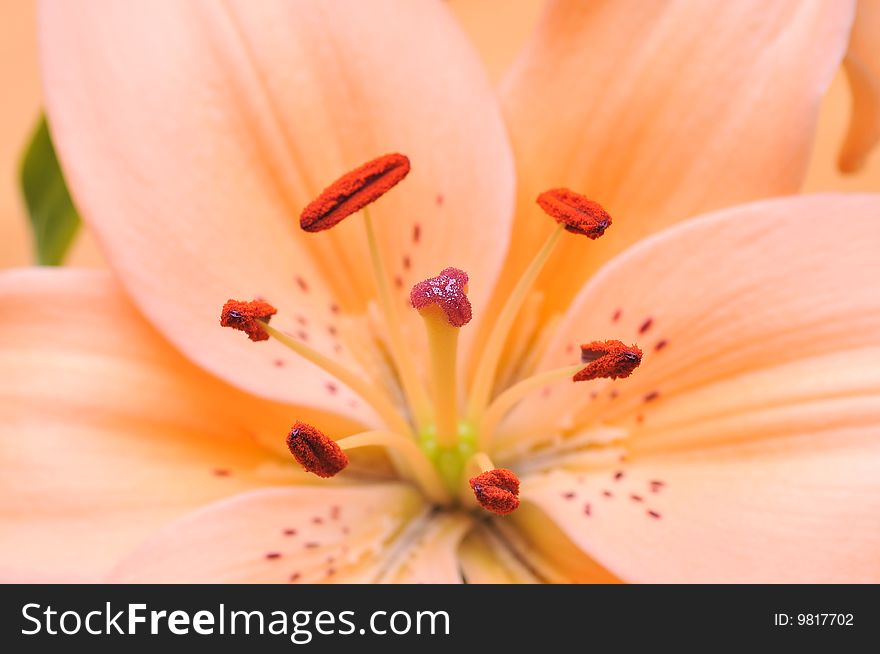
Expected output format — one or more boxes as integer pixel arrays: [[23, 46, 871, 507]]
[[2, 0, 879, 583]]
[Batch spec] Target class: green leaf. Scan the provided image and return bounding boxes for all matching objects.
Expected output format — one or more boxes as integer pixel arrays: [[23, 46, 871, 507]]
[[19, 115, 81, 265]]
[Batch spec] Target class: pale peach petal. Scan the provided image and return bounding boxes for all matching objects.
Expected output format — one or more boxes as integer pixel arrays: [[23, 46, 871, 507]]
[[0, 268, 333, 582], [40, 0, 514, 413], [625, 349, 880, 457], [498, 0, 856, 318], [497, 195, 880, 454], [107, 484, 429, 583], [378, 513, 472, 584], [840, 0, 880, 171], [521, 426, 880, 583]]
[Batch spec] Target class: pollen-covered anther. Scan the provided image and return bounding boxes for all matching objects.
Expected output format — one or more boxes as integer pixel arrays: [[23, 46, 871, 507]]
[[469, 468, 520, 515], [410, 267, 472, 327], [286, 422, 349, 478], [300, 153, 411, 232], [575, 340, 643, 381], [536, 188, 612, 239], [220, 299, 277, 342]]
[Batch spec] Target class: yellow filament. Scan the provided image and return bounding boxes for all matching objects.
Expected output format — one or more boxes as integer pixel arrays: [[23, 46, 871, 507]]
[[261, 323, 411, 437], [337, 431, 451, 505], [467, 224, 564, 422], [478, 364, 582, 451], [362, 207, 432, 430]]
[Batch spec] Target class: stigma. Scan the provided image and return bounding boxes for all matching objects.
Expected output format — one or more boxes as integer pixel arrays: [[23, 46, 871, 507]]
[[410, 267, 472, 327], [286, 422, 349, 478], [575, 340, 643, 381], [220, 299, 277, 342]]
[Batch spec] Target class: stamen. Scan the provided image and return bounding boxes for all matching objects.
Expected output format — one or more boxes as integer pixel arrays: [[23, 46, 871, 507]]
[[411, 268, 471, 447], [468, 191, 612, 423], [536, 188, 611, 238], [575, 340, 643, 381], [286, 422, 349, 478], [220, 299, 277, 342], [410, 267, 472, 328], [478, 340, 642, 450], [469, 468, 520, 516], [299, 153, 410, 232], [334, 431, 451, 505]]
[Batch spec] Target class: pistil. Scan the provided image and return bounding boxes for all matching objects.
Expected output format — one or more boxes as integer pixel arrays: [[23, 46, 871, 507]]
[[410, 267, 472, 448]]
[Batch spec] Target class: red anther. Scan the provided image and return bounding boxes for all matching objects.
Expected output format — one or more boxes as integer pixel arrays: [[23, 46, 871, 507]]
[[286, 422, 349, 478], [300, 153, 410, 232], [410, 267, 472, 327], [469, 468, 520, 515], [220, 299, 277, 342], [536, 188, 611, 239], [575, 340, 643, 381]]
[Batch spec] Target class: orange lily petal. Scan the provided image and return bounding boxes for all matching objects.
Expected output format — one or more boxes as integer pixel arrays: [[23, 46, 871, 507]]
[[498, 0, 856, 318], [40, 0, 514, 411], [520, 425, 880, 582], [497, 194, 880, 454], [840, 0, 880, 172], [0, 268, 329, 582], [106, 484, 461, 583]]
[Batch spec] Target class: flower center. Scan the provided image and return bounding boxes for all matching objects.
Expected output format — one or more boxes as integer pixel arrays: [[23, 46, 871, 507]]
[[219, 153, 643, 516]]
